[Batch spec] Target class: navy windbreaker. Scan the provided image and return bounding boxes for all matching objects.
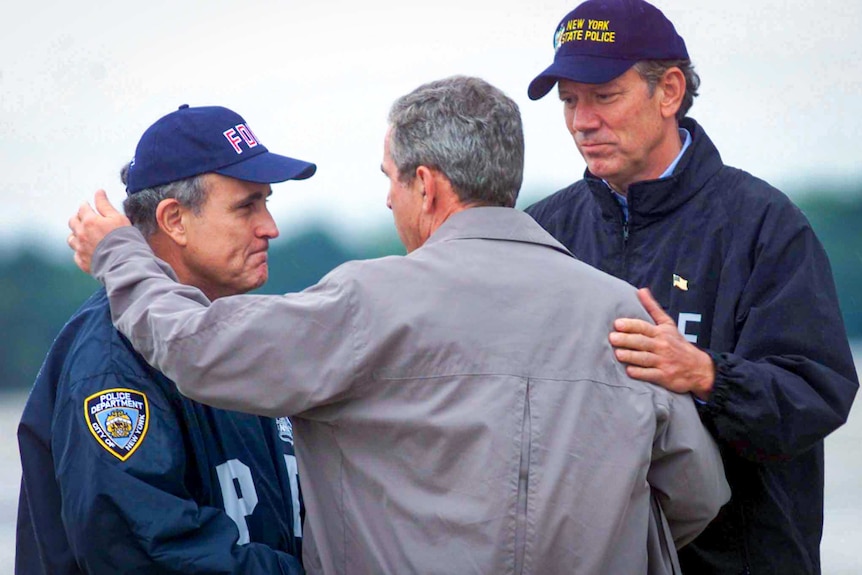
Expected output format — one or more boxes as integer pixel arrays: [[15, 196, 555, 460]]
[[16, 289, 304, 574], [526, 118, 858, 574]]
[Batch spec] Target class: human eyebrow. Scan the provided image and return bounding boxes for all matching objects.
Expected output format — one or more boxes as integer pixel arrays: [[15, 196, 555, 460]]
[[231, 190, 266, 209]]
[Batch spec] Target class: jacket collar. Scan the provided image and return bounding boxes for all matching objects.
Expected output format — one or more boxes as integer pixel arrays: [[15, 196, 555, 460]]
[[422, 206, 574, 258], [585, 118, 724, 224]]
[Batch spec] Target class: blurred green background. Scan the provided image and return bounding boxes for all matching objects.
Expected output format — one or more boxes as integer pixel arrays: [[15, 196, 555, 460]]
[[2, 185, 860, 393]]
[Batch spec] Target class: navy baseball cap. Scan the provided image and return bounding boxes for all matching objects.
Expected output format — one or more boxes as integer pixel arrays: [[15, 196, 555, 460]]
[[528, 0, 688, 100], [126, 104, 317, 194]]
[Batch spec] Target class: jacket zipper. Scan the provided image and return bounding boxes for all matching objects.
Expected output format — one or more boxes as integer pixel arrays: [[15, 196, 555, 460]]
[[621, 209, 629, 278], [513, 382, 531, 574]]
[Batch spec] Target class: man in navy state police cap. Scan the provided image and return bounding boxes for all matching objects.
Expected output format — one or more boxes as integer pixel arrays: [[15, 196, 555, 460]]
[[525, 1, 859, 573]]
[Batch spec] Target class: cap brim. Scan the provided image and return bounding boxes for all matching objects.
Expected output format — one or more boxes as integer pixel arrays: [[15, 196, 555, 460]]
[[216, 151, 317, 183], [528, 56, 636, 100]]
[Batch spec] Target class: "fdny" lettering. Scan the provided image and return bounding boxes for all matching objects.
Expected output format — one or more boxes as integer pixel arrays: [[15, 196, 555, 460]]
[[223, 123, 260, 154]]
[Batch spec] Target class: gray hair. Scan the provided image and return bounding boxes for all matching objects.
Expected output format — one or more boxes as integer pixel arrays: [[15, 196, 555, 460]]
[[387, 75, 524, 208], [120, 162, 208, 238], [633, 60, 700, 121]]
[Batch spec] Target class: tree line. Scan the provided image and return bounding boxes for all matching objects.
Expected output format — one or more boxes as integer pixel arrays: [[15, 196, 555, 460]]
[[2, 193, 860, 392]]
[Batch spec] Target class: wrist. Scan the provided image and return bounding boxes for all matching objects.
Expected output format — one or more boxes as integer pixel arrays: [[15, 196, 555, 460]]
[[691, 349, 716, 401]]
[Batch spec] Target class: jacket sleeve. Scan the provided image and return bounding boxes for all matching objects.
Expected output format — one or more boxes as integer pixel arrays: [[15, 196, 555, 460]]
[[698, 202, 859, 461], [91, 227, 362, 418], [54, 369, 304, 575], [648, 391, 731, 549]]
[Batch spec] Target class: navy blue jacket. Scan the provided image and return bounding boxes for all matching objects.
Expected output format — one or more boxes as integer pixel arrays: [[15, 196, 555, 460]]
[[526, 118, 858, 574], [16, 289, 304, 574]]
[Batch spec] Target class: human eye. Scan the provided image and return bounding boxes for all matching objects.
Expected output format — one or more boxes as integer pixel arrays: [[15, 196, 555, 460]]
[[232, 200, 257, 215], [236, 192, 267, 212], [595, 89, 623, 103]]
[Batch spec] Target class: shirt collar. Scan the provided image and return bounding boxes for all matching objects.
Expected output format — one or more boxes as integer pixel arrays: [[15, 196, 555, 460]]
[[660, 127, 692, 179], [610, 127, 692, 216]]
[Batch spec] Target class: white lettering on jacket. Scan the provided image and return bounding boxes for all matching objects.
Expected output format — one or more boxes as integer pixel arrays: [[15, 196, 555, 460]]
[[677, 313, 702, 343]]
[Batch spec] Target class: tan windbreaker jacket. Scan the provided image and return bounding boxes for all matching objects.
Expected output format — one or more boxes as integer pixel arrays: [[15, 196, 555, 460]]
[[92, 207, 729, 575]]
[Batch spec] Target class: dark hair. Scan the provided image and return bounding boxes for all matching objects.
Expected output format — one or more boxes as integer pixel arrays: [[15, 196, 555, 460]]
[[387, 75, 524, 208], [633, 59, 700, 121], [120, 162, 207, 238]]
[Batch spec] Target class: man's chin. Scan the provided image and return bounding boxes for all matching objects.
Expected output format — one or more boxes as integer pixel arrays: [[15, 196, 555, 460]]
[[583, 157, 619, 180], [254, 266, 269, 289], [242, 265, 269, 293]]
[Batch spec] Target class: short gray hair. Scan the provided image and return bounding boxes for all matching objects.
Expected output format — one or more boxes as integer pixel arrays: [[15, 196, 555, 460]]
[[120, 162, 208, 238], [387, 75, 524, 208], [633, 60, 700, 121]]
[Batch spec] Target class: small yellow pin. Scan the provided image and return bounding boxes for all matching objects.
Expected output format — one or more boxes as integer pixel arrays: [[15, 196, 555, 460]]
[[673, 274, 689, 291]]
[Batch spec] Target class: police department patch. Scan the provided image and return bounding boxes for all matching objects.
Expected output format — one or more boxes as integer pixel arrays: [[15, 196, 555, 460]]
[[84, 388, 149, 461], [276, 417, 294, 445]]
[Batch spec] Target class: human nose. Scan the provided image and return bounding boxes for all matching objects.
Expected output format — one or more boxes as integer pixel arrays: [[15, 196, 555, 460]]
[[571, 102, 601, 133], [386, 191, 393, 210], [258, 206, 280, 240]]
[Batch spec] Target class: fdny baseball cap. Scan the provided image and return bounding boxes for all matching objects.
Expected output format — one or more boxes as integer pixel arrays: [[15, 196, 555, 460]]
[[126, 104, 317, 194], [528, 0, 688, 100]]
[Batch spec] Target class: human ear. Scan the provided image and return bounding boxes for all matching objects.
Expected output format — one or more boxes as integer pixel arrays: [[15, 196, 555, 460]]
[[155, 198, 189, 247], [658, 67, 685, 120], [415, 165, 437, 212]]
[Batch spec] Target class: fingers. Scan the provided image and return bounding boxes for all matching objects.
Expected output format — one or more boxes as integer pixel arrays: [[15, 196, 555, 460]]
[[613, 347, 657, 368], [612, 317, 655, 336], [68, 189, 134, 276], [67, 190, 121, 275], [73, 250, 91, 274], [624, 365, 663, 384], [71, 190, 116, 229], [69, 213, 80, 234], [636, 287, 676, 326], [609, 329, 656, 351], [68, 201, 90, 243], [94, 189, 120, 217], [76, 198, 96, 222]]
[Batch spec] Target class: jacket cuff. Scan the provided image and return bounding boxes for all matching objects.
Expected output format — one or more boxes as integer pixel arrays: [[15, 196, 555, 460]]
[[91, 226, 148, 283], [695, 350, 730, 417]]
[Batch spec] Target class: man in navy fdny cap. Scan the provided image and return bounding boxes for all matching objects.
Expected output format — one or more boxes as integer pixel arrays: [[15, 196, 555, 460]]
[[525, 1, 859, 574], [16, 105, 314, 574]]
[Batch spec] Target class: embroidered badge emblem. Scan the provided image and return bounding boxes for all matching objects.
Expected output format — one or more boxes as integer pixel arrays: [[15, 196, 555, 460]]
[[554, 22, 566, 50], [673, 274, 689, 291], [84, 388, 149, 461], [276, 417, 294, 445]]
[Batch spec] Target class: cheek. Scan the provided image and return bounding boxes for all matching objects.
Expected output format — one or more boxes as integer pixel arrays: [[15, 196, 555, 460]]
[[564, 109, 576, 133], [624, 100, 661, 138], [390, 190, 407, 219], [203, 230, 246, 266]]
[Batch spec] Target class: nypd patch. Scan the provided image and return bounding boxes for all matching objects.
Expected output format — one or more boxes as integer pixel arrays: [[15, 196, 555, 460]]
[[84, 388, 149, 461], [276, 417, 294, 445]]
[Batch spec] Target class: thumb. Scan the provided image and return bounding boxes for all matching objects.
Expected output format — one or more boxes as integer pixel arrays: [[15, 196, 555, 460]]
[[637, 287, 674, 326], [94, 189, 121, 218]]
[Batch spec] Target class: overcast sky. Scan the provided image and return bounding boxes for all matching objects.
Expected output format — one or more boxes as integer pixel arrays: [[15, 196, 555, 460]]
[[2, 0, 860, 254]]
